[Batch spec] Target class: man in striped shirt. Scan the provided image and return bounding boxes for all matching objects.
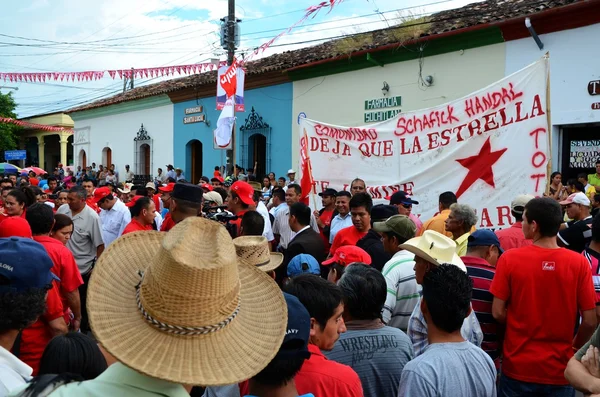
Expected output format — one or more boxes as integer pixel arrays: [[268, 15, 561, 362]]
[[462, 229, 502, 368], [582, 214, 600, 322], [375, 215, 418, 332]]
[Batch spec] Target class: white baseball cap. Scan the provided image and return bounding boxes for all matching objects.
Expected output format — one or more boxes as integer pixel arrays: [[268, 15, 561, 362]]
[[560, 192, 590, 206]]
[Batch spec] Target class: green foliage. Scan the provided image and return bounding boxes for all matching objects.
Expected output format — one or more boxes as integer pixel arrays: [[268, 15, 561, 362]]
[[0, 91, 19, 153]]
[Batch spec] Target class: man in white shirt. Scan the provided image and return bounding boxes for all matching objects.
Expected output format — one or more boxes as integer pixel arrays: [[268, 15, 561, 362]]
[[272, 184, 319, 252], [166, 164, 177, 180], [0, 238, 60, 396], [123, 164, 135, 182], [375, 215, 419, 332], [94, 187, 131, 246], [155, 168, 167, 185], [248, 182, 275, 242], [329, 191, 352, 244]]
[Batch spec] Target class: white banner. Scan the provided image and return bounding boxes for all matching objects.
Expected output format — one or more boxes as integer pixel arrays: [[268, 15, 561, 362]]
[[299, 57, 550, 229]]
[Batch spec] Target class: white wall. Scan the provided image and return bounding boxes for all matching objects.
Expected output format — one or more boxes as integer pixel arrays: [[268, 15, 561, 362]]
[[292, 43, 506, 167], [72, 101, 173, 179], [505, 23, 600, 166]]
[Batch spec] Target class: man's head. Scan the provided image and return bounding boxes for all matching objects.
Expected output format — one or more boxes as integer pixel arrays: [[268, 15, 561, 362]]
[[25, 202, 55, 236], [67, 186, 87, 212], [289, 202, 311, 232], [93, 187, 116, 211], [55, 190, 68, 208], [283, 274, 346, 351], [287, 254, 321, 279], [0, 178, 13, 190], [287, 169, 296, 182], [388, 191, 418, 216], [322, 245, 372, 283], [285, 184, 302, 206], [349, 192, 372, 233], [129, 196, 156, 225], [277, 177, 286, 187], [0, 238, 58, 336], [170, 183, 203, 223], [466, 229, 503, 267], [338, 263, 386, 321], [82, 179, 96, 198], [271, 187, 285, 207], [318, 188, 337, 208], [125, 164, 130, 171], [445, 203, 477, 235], [334, 191, 351, 216], [228, 181, 254, 214], [8, 174, 16, 185], [438, 191, 457, 212], [159, 183, 175, 209], [522, 197, 562, 239], [240, 211, 264, 237], [511, 194, 534, 222], [560, 192, 590, 221], [145, 182, 156, 196], [249, 293, 311, 390], [157, 167, 163, 175], [421, 264, 472, 334], [350, 178, 366, 195], [578, 173, 589, 186], [373, 214, 417, 254]]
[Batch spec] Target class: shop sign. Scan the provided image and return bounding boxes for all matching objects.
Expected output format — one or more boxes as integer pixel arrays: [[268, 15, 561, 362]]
[[183, 114, 206, 124], [364, 109, 401, 123], [588, 80, 600, 96], [364, 96, 402, 110], [570, 140, 600, 168], [185, 106, 203, 115]]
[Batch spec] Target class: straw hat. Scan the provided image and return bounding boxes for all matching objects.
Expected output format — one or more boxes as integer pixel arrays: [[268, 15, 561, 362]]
[[399, 230, 466, 272], [233, 236, 284, 273], [87, 217, 287, 386]]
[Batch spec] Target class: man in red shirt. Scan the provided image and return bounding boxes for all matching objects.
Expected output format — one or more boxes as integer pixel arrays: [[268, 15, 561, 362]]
[[314, 188, 337, 252], [329, 192, 372, 257], [82, 179, 99, 213], [122, 196, 156, 235], [283, 274, 363, 397], [227, 180, 255, 238], [159, 183, 176, 232], [491, 197, 597, 395], [495, 194, 534, 251], [26, 203, 83, 330]]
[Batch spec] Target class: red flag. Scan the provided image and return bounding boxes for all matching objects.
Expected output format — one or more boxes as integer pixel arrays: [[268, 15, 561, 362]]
[[299, 128, 314, 205]]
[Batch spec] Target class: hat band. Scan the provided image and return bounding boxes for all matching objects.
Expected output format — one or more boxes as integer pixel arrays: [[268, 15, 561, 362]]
[[135, 271, 240, 336], [255, 258, 271, 267]]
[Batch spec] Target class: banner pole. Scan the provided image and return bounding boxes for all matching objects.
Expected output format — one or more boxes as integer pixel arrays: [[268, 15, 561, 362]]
[[544, 52, 552, 196]]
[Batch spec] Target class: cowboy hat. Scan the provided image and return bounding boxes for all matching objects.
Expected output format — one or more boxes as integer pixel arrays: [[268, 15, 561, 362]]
[[399, 230, 466, 272], [233, 236, 284, 273], [87, 217, 287, 386]]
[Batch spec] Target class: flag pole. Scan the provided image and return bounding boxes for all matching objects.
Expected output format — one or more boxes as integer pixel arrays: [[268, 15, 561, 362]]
[[544, 52, 552, 196]]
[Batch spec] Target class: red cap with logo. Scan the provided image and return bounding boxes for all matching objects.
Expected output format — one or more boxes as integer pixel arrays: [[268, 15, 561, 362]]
[[91, 187, 112, 204], [159, 183, 176, 193], [322, 245, 372, 266], [230, 181, 255, 206], [201, 183, 213, 192]]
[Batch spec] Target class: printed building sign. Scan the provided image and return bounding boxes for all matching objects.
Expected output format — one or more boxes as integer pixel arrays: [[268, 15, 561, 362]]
[[216, 64, 245, 112], [299, 57, 550, 229], [364, 95, 401, 123], [570, 140, 600, 168]]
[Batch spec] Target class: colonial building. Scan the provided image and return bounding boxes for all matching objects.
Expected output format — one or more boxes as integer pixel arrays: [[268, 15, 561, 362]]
[[19, 112, 74, 171]]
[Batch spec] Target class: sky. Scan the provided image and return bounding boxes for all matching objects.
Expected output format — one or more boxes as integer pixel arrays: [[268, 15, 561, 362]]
[[0, 0, 482, 118]]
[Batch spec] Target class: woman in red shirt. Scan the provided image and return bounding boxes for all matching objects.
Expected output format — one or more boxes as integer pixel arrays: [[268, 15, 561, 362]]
[[0, 186, 36, 223], [122, 196, 156, 235]]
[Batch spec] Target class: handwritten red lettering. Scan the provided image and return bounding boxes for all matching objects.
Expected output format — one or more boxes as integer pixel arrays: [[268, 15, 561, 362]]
[[531, 151, 546, 168], [529, 128, 547, 149], [314, 125, 378, 141], [395, 105, 459, 136], [497, 206, 512, 226], [464, 82, 524, 118]]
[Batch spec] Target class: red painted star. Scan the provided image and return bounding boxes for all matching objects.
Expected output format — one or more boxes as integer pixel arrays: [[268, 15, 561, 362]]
[[455, 137, 507, 199]]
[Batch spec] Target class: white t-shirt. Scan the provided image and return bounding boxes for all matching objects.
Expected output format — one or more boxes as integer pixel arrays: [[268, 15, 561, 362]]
[[0, 345, 31, 397]]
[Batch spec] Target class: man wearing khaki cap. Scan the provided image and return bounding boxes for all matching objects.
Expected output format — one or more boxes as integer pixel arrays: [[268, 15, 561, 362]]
[[495, 194, 534, 251], [46, 217, 287, 395], [374, 215, 418, 332], [402, 230, 483, 356]]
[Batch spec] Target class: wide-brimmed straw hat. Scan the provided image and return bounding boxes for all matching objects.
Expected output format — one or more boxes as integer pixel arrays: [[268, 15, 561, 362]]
[[233, 236, 283, 273], [399, 230, 466, 272], [87, 217, 287, 386]]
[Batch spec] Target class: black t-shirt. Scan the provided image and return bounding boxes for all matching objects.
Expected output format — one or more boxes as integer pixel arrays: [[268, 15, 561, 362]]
[[558, 216, 593, 253]]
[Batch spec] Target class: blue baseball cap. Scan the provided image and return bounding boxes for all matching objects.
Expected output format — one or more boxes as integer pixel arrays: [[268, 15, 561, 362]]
[[467, 230, 504, 254], [0, 237, 59, 292], [287, 254, 320, 277], [279, 293, 310, 359]]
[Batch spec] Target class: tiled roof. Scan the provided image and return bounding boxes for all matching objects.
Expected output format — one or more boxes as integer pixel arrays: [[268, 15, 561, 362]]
[[67, 0, 581, 114]]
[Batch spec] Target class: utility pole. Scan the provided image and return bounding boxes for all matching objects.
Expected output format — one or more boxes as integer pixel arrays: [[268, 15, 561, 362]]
[[227, 0, 236, 176]]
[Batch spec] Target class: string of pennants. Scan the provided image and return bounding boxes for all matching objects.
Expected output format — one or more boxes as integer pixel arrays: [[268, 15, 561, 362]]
[[0, 117, 73, 132], [0, 0, 344, 84]]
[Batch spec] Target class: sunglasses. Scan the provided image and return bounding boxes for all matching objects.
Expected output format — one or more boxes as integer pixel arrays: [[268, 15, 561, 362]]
[[401, 204, 412, 209]]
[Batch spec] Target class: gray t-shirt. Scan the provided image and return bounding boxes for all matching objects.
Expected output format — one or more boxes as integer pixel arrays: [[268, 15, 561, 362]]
[[398, 341, 496, 397], [325, 324, 413, 397], [57, 204, 104, 274]]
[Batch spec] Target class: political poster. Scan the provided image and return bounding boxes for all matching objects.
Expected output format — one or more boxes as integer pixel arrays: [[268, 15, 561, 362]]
[[299, 56, 550, 229], [216, 61, 245, 112]]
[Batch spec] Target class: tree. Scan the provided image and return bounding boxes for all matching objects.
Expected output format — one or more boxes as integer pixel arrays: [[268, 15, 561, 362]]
[[0, 91, 19, 154]]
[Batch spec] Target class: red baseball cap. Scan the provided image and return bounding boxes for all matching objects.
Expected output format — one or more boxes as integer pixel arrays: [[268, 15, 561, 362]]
[[125, 195, 144, 208], [211, 176, 225, 184], [230, 181, 255, 206], [201, 183, 213, 192], [159, 183, 176, 193], [322, 245, 372, 266], [0, 217, 32, 238], [92, 187, 112, 204]]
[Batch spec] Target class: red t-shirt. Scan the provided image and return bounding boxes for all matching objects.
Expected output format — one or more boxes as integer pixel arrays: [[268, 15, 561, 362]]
[[33, 236, 83, 321], [319, 209, 334, 252], [19, 281, 64, 375], [238, 344, 363, 397], [122, 219, 153, 235], [152, 194, 161, 213], [490, 245, 596, 385], [329, 225, 367, 256], [30, 178, 39, 186], [0, 210, 27, 224], [160, 212, 175, 232], [86, 198, 100, 214], [495, 222, 533, 251]]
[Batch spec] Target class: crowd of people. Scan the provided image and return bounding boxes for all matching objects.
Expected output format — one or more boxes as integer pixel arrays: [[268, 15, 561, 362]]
[[2, 159, 600, 396]]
